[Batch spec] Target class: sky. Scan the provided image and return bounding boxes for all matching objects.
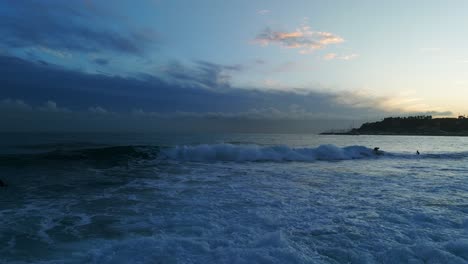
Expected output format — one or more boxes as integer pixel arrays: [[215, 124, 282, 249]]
[[1, 0, 466, 132]]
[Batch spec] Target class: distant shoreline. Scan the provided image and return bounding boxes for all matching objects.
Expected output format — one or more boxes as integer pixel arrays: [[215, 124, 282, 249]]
[[321, 115, 468, 137], [320, 132, 468, 137]]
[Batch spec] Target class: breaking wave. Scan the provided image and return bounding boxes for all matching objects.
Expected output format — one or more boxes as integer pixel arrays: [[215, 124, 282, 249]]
[[3, 143, 468, 166], [162, 144, 379, 162], [163, 144, 468, 162]]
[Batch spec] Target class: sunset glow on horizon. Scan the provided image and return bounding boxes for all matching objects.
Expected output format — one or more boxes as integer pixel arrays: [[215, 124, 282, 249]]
[[2, 0, 468, 132]]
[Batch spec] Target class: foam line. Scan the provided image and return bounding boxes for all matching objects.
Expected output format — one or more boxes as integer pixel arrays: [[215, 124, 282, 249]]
[[162, 144, 377, 162]]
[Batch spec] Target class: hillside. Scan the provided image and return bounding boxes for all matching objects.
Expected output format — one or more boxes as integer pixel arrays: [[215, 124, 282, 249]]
[[322, 116, 468, 136]]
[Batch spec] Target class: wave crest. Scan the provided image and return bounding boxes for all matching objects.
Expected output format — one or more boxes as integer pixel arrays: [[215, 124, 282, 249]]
[[162, 144, 377, 162]]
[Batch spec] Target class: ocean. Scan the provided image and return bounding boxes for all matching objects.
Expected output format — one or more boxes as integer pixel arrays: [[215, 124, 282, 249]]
[[0, 133, 467, 264]]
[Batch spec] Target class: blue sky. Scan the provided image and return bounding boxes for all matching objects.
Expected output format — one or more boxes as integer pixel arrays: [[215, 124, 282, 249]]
[[1, 0, 466, 132]]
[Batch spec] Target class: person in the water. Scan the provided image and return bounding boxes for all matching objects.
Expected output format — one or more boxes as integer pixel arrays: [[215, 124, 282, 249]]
[[373, 147, 383, 155], [0, 179, 6, 187]]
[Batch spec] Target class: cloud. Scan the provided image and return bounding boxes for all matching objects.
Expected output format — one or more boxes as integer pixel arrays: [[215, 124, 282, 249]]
[[88, 106, 108, 114], [324, 53, 338, 60], [93, 58, 110, 66], [334, 90, 452, 116], [1, 99, 68, 113], [1, 96, 450, 134], [40, 101, 59, 111], [254, 23, 344, 54], [0, 98, 366, 133], [0, 1, 158, 56], [0, 55, 452, 132], [340, 54, 359, 60], [131, 105, 352, 121], [37, 46, 72, 59], [163, 60, 243, 89], [323, 53, 359, 61], [0, 98, 32, 111]]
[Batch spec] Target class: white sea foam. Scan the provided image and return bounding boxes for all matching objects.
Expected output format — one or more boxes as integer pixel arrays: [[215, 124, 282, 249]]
[[3, 135, 468, 263], [161, 143, 468, 162], [163, 144, 377, 162]]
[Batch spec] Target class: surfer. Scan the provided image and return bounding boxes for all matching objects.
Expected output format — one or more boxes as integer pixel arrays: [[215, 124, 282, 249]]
[[373, 147, 383, 155], [374, 147, 384, 155], [416, 150, 420, 155], [0, 179, 6, 187]]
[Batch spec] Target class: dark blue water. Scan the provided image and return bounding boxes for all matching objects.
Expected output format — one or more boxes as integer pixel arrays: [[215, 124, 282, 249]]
[[1, 133, 468, 263]]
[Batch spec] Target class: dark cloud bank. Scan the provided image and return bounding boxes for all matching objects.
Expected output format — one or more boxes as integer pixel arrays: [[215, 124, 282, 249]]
[[0, 0, 156, 56], [0, 1, 451, 133], [0, 55, 450, 133]]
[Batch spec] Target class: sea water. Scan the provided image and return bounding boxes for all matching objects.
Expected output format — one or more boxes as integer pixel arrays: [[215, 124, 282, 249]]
[[0, 133, 467, 263]]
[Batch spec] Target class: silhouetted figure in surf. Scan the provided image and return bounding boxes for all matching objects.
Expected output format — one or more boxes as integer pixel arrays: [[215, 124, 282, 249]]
[[373, 147, 383, 155], [0, 179, 6, 187], [416, 150, 420, 155]]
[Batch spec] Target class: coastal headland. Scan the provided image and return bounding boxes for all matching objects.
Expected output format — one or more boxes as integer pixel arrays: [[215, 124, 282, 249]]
[[321, 115, 468, 136]]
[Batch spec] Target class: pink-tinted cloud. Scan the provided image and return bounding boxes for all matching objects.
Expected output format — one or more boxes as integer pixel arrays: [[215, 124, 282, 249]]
[[254, 24, 344, 54], [323, 53, 358, 61], [323, 53, 338, 60]]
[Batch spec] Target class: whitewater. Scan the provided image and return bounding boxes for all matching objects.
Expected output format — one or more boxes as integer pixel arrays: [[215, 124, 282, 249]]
[[0, 133, 468, 263]]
